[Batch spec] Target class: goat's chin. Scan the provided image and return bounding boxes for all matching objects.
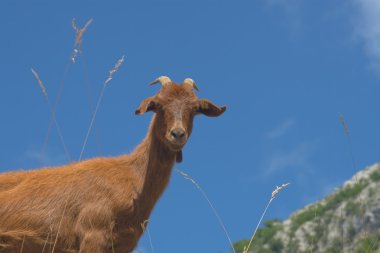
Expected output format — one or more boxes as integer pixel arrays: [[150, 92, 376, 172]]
[[166, 141, 185, 152]]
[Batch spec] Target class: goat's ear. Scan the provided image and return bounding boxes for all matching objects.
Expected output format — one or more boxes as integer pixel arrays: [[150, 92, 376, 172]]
[[135, 97, 157, 115], [197, 99, 227, 117]]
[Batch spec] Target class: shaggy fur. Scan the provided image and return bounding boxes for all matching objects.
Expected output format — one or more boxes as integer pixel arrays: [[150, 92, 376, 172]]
[[0, 78, 226, 253]]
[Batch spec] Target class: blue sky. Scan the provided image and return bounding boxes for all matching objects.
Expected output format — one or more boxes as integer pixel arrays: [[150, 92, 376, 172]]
[[1, 0, 380, 252]]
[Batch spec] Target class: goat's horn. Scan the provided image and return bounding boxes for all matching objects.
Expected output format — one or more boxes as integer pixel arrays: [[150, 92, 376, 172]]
[[150, 76, 172, 86], [183, 78, 199, 91]]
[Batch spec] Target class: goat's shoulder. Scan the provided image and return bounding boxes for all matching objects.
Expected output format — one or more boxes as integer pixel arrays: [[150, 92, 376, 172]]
[[0, 170, 29, 191]]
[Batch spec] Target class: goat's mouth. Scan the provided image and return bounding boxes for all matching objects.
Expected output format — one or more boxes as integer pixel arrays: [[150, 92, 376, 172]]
[[167, 141, 186, 151], [165, 134, 187, 151]]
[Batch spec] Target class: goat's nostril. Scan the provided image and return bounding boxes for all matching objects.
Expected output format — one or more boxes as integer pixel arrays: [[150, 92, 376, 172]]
[[171, 129, 185, 139]]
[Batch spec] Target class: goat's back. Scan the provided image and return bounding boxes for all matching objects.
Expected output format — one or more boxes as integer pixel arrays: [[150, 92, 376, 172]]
[[0, 157, 139, 252]]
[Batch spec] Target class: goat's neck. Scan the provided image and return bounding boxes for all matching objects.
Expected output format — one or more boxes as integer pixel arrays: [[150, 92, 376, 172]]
[[130, 115, 176, 216]]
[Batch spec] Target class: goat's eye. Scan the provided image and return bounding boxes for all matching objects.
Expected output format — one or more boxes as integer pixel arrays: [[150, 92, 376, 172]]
[[148, 101, 162, 112], [146, 101, 156, 111]]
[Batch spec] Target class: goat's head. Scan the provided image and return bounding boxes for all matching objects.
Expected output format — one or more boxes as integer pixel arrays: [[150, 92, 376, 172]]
[[135, 76, 226, 159]]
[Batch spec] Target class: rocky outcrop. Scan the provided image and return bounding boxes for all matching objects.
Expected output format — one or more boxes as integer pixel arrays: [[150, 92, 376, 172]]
[[234, 163, 380, 253]]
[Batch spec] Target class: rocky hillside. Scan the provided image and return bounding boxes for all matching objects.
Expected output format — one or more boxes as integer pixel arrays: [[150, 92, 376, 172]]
[[234, 163, 380, 253]]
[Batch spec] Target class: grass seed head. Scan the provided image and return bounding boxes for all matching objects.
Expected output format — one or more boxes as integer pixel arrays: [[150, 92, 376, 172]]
[[31, 68, 48, 97], [271, 183, 290, 199], [105, 55, 125, 85], [339, 112, 349, 135]]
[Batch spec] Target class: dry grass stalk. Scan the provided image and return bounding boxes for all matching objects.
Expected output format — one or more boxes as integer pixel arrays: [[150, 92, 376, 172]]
[[51, 198, 70, 253], [338, 113, 374, 251], [271, 183, 290, 199], [175, 168, 201, 189], [30, 68, 71, 161], [339, 112, 349, 135], [19, 235, 25, 253], [71, 18, 93, 63], [140, 220, 149, 232], [73, 18, 93, 48], [31, 68, 48, 97], [70, 49, 79, 64], [40, 228, 51, 253], [79, 55, 125, 160], [243, 183, 290, 253], [146, 227, 155, 253], [110, 227, 115, 253], [137, 219, 154, 253], [339, 112, 356, 172], [31, 68, 73, 252], [105, 55, 125, 85], [40, 63, 72, 163], [175, 168, 236, 253]]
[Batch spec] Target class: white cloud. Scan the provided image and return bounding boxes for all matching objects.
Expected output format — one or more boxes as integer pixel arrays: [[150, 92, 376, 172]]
[[353, 0, 380, 70], [266, 119, 295, 139], [261, 142, 314, 177]]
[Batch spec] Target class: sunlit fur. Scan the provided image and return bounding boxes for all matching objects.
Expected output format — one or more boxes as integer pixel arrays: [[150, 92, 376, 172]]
[[0, 79, 226, 253]]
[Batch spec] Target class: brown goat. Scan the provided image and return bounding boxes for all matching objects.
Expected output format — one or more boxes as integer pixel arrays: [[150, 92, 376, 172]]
[[0, 76, 226, 253]]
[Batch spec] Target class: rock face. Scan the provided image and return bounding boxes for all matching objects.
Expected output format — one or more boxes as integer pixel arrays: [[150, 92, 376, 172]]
[[234, 163, 380, 253]]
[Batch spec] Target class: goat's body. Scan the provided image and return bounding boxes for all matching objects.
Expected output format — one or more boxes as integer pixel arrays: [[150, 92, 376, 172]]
[[0, 117, 176, 253], [0, 78, 226, 252]]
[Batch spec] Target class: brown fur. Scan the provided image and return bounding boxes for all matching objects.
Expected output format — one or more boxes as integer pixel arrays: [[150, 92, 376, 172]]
[[0, 80, 226, 253]]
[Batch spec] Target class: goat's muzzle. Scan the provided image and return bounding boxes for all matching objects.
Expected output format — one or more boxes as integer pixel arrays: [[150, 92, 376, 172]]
[[167, 127, 187, 150]]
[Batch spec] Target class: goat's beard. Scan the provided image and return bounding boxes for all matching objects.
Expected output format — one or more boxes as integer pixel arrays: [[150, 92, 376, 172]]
[[176, 150, 183, 163]]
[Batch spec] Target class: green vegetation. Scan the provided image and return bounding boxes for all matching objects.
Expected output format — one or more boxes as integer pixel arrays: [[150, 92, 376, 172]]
[[313, 221, 325, 241], [290, 205, 319, 233], [233, 168, 380, 253], [285, 238, 299, 253], [345, 201, 361, 215], [370, 170, 380, 182], [324, 181, 367, 210], [233, 239, 249, 253], [354, 231, 380, 253], [233, 220, 283, 253], [324, 238, 343, 253], [347, 223, 356, 241], [290, 181, 367, 233], [368, 187, 376, 197]]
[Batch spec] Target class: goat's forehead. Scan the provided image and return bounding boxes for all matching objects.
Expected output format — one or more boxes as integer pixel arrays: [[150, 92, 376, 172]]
[[157, 84, 197, 100]]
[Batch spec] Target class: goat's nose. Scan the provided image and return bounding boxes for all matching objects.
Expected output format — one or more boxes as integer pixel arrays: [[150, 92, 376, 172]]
[[170, 128, 185, 140]]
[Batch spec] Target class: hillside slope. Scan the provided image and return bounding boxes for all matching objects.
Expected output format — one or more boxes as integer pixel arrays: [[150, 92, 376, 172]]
[[234, 163, 380, 253]]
